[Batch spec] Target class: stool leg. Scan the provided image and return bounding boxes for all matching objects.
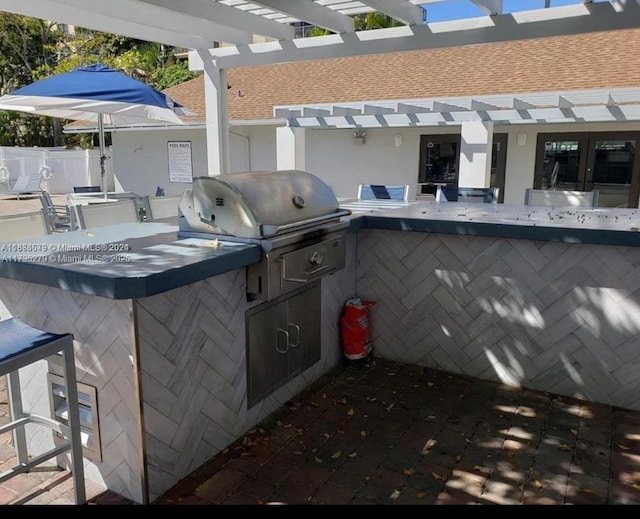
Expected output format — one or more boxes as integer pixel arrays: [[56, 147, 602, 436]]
[[62, 347, 86, 505], [6, 371, 28, 466]]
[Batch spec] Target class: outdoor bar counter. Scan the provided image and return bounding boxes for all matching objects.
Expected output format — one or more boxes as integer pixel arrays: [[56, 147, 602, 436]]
[[0, 202, 639, 502]]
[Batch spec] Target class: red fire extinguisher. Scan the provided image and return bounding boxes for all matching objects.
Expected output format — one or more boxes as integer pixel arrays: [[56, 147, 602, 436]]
[[341, 297, 376, 369]]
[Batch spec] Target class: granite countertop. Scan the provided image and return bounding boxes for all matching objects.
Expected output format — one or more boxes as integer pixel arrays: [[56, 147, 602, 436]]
[[341, 199, 640, 246], [0, 221, 261, 299]]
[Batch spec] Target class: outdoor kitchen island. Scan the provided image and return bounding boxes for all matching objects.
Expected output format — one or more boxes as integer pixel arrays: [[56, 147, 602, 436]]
[[0, 201, 639, 503]]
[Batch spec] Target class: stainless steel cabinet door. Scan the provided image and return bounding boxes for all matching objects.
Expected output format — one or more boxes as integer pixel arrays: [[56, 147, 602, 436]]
[[246, 298, 289, 407], [287, 282, 321, 378]]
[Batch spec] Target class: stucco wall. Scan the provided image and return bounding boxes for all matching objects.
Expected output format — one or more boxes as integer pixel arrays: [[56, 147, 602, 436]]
[[112, 121, 640, 204]]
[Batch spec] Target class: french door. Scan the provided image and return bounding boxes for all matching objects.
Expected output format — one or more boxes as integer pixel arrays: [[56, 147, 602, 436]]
[[534, 132, 640, 208]]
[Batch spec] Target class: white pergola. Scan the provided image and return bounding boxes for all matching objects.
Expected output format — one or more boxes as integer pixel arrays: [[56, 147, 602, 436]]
[[0, 0, 639, 175]]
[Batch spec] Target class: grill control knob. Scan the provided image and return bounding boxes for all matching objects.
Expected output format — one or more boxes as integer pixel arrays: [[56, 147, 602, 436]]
[[292, 194, 306, 208], [310, 251, 324, 265]]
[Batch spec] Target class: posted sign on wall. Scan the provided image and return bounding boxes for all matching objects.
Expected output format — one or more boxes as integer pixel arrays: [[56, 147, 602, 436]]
[[168, 141, 193, 183]]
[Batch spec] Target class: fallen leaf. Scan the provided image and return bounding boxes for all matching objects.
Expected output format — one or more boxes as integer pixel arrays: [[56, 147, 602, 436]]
[[533, 480, 543, 489], [427, 382, 434, 387], [283, 423, 293, 429], [559, 443, 571, 451], [293, 451, 304, 455], [518, 484, 525, 491], [339, 397, 347, 405], [348, 452, 358, 458], [570, 428, 578, 435], [403, 468, 414, 476], [582, 488, 597, 495], [347, 408, 355, 416], [331, 451, 342, 459], [617, 444, 631, 451], [360, 430, 367, 437], [312, 448, 318, 453], [386, 403, 395, 412], [310, 401, 320, 408], [427, 415, 437, 420], [347, 376, 355, 382], [370, 398, 377, 402], [388, 372, 396, 377], [322, 393, 327, 399], [365, 476, 370, 481], [390, 489, 401, 500], [276, 420, 284, 427], [416, 492, 426, 499], [323, 433, 330, 439], [422, 439, 437, 453], [432, 472, 442, 481], [506, 452, 515, 458], [632, 483, 640, 490], [456, 455, 462, 462], [314, 456, 323, 464]]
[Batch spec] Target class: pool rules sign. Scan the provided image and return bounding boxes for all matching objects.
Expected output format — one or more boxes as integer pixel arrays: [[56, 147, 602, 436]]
[[168, 141, 193, 183]]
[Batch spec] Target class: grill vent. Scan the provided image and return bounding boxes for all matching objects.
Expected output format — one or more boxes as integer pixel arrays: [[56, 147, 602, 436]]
[[215, 197, 224, 207]]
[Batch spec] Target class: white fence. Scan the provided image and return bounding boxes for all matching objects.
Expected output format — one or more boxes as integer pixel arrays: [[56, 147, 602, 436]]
[[0, 147, 113, 194]]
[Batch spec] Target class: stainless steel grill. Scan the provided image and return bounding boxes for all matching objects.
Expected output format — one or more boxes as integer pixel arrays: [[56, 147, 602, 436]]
[[178, 170, 350, 301]]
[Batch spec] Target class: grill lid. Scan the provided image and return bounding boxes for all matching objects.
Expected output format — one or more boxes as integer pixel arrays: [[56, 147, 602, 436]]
[[178, 170, 347, 239]]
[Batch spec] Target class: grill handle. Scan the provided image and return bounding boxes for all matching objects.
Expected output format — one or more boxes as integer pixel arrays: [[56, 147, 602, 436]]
[[288, 323, 300, 348], [276, 328, 289, 354], [261, 209, 351, 237], [281, 261, 329, 283]]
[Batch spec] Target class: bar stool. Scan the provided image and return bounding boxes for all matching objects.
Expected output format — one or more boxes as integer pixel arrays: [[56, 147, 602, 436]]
[[0, 317, 86, 504]]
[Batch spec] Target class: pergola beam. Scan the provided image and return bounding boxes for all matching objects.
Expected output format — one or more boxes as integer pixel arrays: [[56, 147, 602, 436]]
[[0, 0, 216, 49], [194, 1, 640, 69], [136, 0, 295, 41], [250, 1, 355, 34], [470, 1, 503, 16], [361, 0, 425, 25]]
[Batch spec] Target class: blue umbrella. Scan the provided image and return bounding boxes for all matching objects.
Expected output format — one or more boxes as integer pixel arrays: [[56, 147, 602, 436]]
[[0, 63, 192, 195]]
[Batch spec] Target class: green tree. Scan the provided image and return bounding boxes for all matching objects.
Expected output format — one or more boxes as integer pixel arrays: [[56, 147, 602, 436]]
[[0, 13, 62, 147]]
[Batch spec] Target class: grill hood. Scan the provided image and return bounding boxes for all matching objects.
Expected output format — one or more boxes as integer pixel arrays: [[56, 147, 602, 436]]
[[178, 170, 348, 239]]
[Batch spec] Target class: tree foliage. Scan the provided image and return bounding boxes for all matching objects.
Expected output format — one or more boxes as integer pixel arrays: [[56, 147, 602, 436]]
[[0, 15, 199, 148], [0, 14, 61, 146]]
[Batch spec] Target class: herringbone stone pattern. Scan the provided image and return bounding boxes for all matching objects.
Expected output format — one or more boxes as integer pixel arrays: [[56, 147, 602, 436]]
[[0, 277, 143, 502], [355, 229, 640, 411], [138, 236, 356, 502]]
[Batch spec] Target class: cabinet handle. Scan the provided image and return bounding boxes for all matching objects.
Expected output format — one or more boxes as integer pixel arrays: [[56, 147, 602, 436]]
[[276, 328, 289, 354], [288, 323, 300, 348]]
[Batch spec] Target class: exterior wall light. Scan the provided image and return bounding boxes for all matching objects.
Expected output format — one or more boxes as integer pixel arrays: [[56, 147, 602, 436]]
[[353, 130, 366, 145]]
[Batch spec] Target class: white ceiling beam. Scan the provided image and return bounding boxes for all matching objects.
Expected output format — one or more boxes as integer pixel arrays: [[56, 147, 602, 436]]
[[0, 0, 216, 49], [63, 0, 254, 44], [250, 1, 355, 33], [470, 1, 503, 16], [198, 1, 639, 68], [360, 0, 424, 25], [136, 0, 294, 40]]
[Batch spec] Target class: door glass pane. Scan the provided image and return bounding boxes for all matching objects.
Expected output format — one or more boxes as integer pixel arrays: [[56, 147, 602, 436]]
[[490, 140, 500, 189], [541, 141, 581, 190], [591, 140, 635, 208], [421, 140, 458, 185]]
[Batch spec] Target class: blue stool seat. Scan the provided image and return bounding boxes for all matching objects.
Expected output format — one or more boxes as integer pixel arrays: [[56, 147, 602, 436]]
[[0, 317, 85, 504]]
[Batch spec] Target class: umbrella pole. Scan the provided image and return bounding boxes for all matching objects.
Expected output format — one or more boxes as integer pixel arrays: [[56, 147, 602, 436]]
[[98, 114, 107, 200]]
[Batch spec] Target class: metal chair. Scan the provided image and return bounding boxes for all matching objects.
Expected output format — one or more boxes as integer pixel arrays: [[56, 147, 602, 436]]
[[357, 184, 409, 201], [74, 199, 138, 229], [524, 188, 599, 207], [40, 192, 73, 232], [0, 317, 85, 504], [0, 210, 50, 241], [436, 186, 498, 203]]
